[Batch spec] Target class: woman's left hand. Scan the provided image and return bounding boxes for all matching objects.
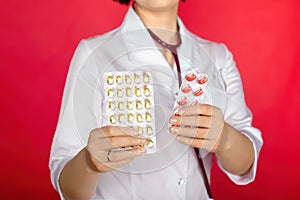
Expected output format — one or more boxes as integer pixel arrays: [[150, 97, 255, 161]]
[[169, 104, 225, 153]]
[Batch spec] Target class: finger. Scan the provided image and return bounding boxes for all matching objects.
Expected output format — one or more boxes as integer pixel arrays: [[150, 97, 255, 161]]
[[177, 104, 213, 116], [169, 115, 211, 128], [108, 147, 147, 162], [176, 136, 216, 152], [176, 135, 205, 148], [92, 126, 139, 138], [169, 126, 211, 139], [108, 136, 146, 149]]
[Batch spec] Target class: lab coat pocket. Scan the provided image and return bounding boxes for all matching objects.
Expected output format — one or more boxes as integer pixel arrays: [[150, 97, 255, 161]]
[[207, 85, 227, 114], [205, 69, 227, 114]]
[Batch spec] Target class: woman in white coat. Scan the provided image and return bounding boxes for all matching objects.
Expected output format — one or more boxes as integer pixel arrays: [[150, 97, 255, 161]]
[[49, 0, 263, 199]]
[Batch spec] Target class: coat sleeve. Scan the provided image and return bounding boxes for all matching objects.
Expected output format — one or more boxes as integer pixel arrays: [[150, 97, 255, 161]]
[[216, 43, 263, 185], [48, 40, 93, 198]]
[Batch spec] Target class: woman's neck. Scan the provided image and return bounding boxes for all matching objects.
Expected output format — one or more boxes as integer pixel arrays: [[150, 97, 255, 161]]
[[135, 2, 178, 30], [134, 3, 179, 44]]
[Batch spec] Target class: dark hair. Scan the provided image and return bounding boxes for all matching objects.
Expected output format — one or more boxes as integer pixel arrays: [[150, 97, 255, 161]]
[[113, 0, 185, 5]]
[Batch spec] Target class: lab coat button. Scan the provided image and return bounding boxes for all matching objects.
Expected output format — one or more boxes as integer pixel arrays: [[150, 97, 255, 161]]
[[178, 178, 184, 186]]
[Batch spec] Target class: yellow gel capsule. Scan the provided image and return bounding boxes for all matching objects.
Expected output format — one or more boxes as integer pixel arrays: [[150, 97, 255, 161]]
[[145, 99, 151, 110], [135, 87, 142, 97], [143, 86, 151, 97], [128, 113, 134, 123], [136, 100, 143, 110], [146, 126, 153, 135], [107, 88, 114, 98], [118, 101, 125, 110], [109, 115, 116, 124], [145, 112, 152, 122], [117, 88, 124, 97], [136, 113, 143, 123], [146, 138, 154, 148], [127, 101, 133, 110], [108, 101, 115, 110], [125, 74, 132, 84], [107, 75, 114, 85], [134, 74, 141, 84], [116, 75, 123, 84], [143, 73, 150, 83], [126, 87, 132, 97], [118, 114, 125, 123], [137, 126, 144, 135]]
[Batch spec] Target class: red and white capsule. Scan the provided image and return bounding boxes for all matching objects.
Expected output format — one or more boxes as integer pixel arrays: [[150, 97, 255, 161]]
[[177, 96, 188, 106], [197, 76, 208, 84], [190, 100, 200, 105], [193, 88, 203, 96], [185, 71, 196, 81], [181, 84, 192, 93]]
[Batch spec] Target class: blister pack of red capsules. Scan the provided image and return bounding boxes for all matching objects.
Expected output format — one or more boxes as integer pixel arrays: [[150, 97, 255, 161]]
[[173, 69, 211, 115], [103, 71, 156, 153]]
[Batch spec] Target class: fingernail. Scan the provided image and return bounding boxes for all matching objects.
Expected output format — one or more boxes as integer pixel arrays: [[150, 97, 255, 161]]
[[169, 117, 177, 124], [169, 126, 178, 134], [176, 136, 182, 141], [139, 147, 147, 153]]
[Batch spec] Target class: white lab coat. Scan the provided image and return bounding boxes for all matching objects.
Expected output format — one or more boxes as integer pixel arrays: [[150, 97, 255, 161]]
[[49, 6, 263, 200]]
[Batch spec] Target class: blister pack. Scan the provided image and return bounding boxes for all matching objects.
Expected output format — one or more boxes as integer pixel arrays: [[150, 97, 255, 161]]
[[173, 69, 211, 114], [103, 71, 156, 153]]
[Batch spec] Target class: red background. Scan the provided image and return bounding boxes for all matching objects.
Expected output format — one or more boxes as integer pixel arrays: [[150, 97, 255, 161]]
[[1, 0, 300, 199]]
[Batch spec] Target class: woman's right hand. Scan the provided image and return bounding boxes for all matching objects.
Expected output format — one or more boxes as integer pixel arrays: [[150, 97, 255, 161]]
[[86, 126, 147, 173]]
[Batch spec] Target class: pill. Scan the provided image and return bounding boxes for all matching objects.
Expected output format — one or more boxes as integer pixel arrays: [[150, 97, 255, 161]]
[[197, 76, 208, 84], [108, 101, 115, 110], [193, 88, 203, 96], [107, 75, 114, 85], [117, 88, 124, 97], [143, 73, 150, 83], [181, 84, 192, 93], [146, 126, 153, 135], [134, 74, 141, 84], [137, 126, 144, 135], [146, 138, 154, 148], [125, 74, 132, 84], [127, 101, 134, 110], [126, 87, 132, 97], [136, 113, 143, 122], [116, 75, 123, 84], [128, 113, 134, 123], [118, 101, 125, 110], [107, 88, 114, 98], [109, 115, 116, 124], [190, 100, 200, 105], [143, 86, 151, 97], [145, 99, 151, 110], [145, 112, 152, 122], [118, 114, 125, 123], [177, 96, 188, 106], [135, 87, 142, 97], [136, 100, 143, 110], [185, 71, 196, 81]]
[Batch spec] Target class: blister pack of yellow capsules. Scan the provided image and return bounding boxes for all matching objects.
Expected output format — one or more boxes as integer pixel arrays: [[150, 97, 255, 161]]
[[103, 71, 156, 153]]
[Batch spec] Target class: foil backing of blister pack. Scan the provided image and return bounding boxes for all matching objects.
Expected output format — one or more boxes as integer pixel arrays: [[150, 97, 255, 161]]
[[103, 71, 156, 153]]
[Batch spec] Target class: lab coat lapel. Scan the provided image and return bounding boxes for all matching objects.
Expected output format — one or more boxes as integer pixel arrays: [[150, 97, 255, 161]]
[[120, 7, 179, 94], [120, 7, 170, 69]]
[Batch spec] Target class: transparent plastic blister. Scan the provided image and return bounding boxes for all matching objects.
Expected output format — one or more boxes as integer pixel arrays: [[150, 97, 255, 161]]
[[103, 71, 156, 153], [173, 69, 212, 112]]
